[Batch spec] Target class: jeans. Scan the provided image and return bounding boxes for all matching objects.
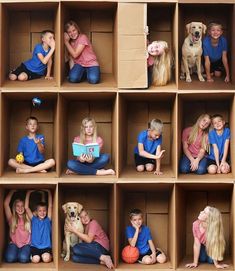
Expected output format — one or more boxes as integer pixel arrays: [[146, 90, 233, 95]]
[[72, 241, 109, 264], [179, 155, 208, 175], [199, 244, 213, 264], [67, 153, 110, 175], [68, 64, 100, 84], [5, 243, 31, 263]]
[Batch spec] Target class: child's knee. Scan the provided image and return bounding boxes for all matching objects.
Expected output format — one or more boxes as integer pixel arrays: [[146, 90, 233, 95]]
[[18, 73, 28, 81], [157, 253, 167, 264], [214, 71, 222, 77], [145, 164, 154, 172], [142, 255, 153, 265], [48, 158, 55, 167], [9, 73, 17, 81], [41, 253, 52, 263], [31, 255, 40, 263], [136, 165, 144, 172], [8, 158, 16, 167], [207, 165, 217, 174], [221, 164, 230, 174]]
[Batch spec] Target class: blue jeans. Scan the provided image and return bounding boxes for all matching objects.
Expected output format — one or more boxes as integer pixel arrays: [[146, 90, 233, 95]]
[[68, 64, 100, 84], [179, 155, 207, 175], [5, 243, 30, 263], [67, 153, 110, 175], [199, 244, 213, 264], [72, 241, 109, 264]]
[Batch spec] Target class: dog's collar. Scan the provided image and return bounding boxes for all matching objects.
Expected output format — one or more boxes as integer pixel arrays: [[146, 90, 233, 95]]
[[190, 41, 193, 47]]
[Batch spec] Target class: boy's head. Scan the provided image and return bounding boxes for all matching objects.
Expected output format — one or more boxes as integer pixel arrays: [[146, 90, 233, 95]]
[[41, 30, 54, 46], [208, 22, 223, 40], [149, 119, 163, 140], [36, 202, 48, 220], [26, 116, 38, 134], [129, 209, 143, 227], [211, 114, 225, 131]]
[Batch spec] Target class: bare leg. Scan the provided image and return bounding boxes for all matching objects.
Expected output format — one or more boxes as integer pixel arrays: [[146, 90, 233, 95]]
[[16, 159, 55, 173], [8, 159, 32, 170], [18, 72, 28, 81], [9, 73, 17, 81], [96, 169, 115, 176]]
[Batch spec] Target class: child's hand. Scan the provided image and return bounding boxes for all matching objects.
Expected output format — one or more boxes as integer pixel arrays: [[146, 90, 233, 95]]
[[190, 158, 199, 171], [86, 154, 94, 163], [155, 150, 165, 159], [224, 75, 230, 83], [154, 170, 163, 175], [215, 263, 229, 269], [48, 38, 55, 50], [34, 137, 43, 145], [78, 154, 86, 163], [45, 75, 53, 80], [65, 222, 76, 234], [186, 262, 198, 268], [150, 253, 157, 263], [131, 220, 140, 230], [64, 32, 70, 43]]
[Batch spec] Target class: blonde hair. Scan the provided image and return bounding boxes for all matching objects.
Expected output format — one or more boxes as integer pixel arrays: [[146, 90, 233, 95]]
[[208, 22, 223, 33], [150, 119, 163, 134], [65, 20, 81, 34], [205, 206, 226, 261], [188, 114, 210, 152], [152, 41, 171, 86], [80, 117, 97, 144], [11, 199, 31, 234]]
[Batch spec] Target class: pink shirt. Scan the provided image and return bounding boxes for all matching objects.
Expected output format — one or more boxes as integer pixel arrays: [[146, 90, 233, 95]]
[[71, 34, 99, 67], [193, 220, 206, 245], [9, 217, 31, 248], [86, 219, 110, 251], [182, 127, 207, 158], [73, 135, 103, 150]]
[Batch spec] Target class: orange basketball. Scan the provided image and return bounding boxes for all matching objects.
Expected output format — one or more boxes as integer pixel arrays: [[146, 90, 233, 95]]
[[122, 245, 139, 264]]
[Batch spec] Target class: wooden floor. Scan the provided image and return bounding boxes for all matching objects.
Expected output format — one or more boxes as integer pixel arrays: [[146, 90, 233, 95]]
[[0, 262, 55, 271]]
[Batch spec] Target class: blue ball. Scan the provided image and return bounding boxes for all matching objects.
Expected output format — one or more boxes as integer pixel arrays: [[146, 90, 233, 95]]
[[32, 97, 42, 107]]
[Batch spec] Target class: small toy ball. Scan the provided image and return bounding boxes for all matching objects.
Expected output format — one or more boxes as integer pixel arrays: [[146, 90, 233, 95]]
[[16, 152, 24, 163], [122, 245, 139, 264], [32, 97, 42, 107]]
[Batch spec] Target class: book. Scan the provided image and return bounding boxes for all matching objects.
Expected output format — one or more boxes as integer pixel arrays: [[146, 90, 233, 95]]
[[72, 142, 100, 158]]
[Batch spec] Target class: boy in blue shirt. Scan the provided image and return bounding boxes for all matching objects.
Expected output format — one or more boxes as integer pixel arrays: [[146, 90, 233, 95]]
[[125, 208, 166, 265], [203, 22, 230, 83], [8, 116, 55, 173], [134, 119, 165, 175], [25, 189, 52, 263], [9, 30, 55, 81], [207, 114, 230, 174]]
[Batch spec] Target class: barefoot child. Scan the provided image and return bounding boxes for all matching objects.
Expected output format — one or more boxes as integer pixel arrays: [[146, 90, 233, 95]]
[[8, 116, 55, 173]]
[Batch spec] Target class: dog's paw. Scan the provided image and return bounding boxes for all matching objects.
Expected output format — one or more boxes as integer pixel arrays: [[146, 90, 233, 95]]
[[186, 77, 192, 83], [61, 252, 65, 258], [180, 75, 185, 80], [198, 76, 205, 82], [64, 255, 70, 262]]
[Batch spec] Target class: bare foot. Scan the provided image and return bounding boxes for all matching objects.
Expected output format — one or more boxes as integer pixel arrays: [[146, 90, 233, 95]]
[[66, 169, 75, 175], [16, 168, 27, 174], [96, 169, 115, 176], [40, 170, 47, 173], [100, 255, 114, 269]]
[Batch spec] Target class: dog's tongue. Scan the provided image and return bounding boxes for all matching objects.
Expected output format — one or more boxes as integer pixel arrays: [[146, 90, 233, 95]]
[[193, 36, 199, 42]]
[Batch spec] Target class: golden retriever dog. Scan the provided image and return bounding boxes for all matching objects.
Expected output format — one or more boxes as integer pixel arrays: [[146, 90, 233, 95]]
[[180, 22, 207, 82], [61, 202, 84, 261]]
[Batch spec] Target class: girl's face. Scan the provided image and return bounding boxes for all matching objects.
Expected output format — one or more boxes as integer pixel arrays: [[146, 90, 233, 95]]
[[80, 210, 91, 225], [198, 207, 210, 221], [15, 201, 25, 216], [198, 116, 211, 130], [148, 42, 165, 56], [209, 25, 223, 40], [84, 121, 94, 136], [67, 25, 79, 40]]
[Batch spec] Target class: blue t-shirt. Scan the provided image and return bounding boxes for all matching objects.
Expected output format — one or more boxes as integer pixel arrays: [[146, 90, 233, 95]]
[[203, 35, 227, 63], [17, 134, 45, 164], [31, 216, 52, 249], [24, 44, 50, 75], [208, 127, 230, 161], [126, 225, 152, 255], [134, 130, 162, 155]]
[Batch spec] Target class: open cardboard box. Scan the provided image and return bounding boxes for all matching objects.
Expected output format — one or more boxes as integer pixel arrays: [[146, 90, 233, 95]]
[[0, 2, 60, 90], [116, 183, 175, 270], [60, 2, 117, 91], [176, 183, 234, 270], [58, 183, 115, 271], [0, 92, 58, 178], [119, 93, 177, 180], [178, 3, 235, 90], [178, 93, 235, 180], [0, 183, 58, 270], [58, 92, 117, 179]]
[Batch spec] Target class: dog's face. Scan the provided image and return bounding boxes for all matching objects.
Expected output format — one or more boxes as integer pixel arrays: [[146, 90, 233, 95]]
[[186, 22, 207, 42], [62, 202, 83, 221]]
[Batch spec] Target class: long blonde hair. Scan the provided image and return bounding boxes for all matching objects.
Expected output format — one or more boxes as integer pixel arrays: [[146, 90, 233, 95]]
[[205, 206, 226, 261], [188, 114, 210, 152], [11, 199, 31, 234], [152, 41, 171, 86], [80, 117, 97, 144], [65, 20, 81, 34]]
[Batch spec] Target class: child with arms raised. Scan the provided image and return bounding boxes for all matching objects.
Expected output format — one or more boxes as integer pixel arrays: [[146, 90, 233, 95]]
[[8, 116, 55, 173], [9, 30, 55, 81], [25, 190, 52, 263]]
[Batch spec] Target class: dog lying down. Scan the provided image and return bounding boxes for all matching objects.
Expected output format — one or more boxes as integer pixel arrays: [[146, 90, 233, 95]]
[[61, 202, 84, 261]]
